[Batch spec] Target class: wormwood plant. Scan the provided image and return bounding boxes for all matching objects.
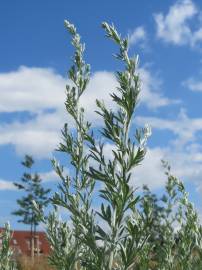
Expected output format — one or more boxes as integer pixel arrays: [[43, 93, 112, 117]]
[[138, 162, 202, 270], [0, 223, 16, 270], [44, 20, 151, 270], [45, 20, 95, 270], [42, 21, 202, 270]]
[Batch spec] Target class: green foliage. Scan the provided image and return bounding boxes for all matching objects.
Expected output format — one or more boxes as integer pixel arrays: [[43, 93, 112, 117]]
[[45, 20, 151, 270], [43, 21, 202, 270], [86, 22, 151, 270], [45, 20, 94, 270], [13, 155, 50, 234], [46, 212, 77, 269], [0, 223, 16, 270], [137, 161, 202, 269]]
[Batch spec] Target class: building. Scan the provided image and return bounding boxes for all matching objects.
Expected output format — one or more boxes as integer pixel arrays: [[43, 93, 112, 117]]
[[0, 228, 50, 257]]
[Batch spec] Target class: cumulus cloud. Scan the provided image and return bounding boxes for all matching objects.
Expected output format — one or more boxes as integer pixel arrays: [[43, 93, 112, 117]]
[[154, 0, 202, 47], [138, 67, 179, 109], [80, 71, 117, 121], [128, 26, 147, 47], [40, 168, 70, 183], [0, 114, 63, 158], [0, 66, 65, 113], [0, 179, 16, 191], [132, 147, 166, 189], [183, 76, 202, 91], [40, 170, 60, 182], [135, 110, 202, 190], [87, 137, 166, 190], [137, 108, 202, 146], [91, 140, 166, 190], [132, 144, 202, 191], [0, 169, 64, 191], [11, 69, 197, 193], [0, 66, 174, 114], [0, 66, 174, 158]]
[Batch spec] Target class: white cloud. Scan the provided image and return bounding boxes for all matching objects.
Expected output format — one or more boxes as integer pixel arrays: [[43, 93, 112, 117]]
[[40, 168, 70, 183], [7, 63, 197, 214], [132, 144, 202, 191], [0, 170, 61, 189], [80, 71, 117, 122], [134, 110, 202, 190], [92, 141, 166, 190], [132, 147, 166, 189], [0, 116, 62, 158], [191, 27, 202, 46], [40, 170, 59, 182], [0, 66, 175, 158], [0, 66, 65, 113], [0, 66, 174, 114], [154, 0, 202, 47], [93, 143, 170, 190], [183, 77, 202, 91], [138, 67, 179, 109], [137, 108, 202, 146], [128, 26, 147, 47], [0, 179, 16, 191]]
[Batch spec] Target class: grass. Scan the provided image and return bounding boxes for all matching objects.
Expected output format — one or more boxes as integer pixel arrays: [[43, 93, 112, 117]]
[[16, 256, 53, 270]]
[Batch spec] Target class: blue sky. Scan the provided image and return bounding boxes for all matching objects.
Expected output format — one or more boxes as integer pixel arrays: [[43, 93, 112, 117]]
[[1, 0, 202, 229]]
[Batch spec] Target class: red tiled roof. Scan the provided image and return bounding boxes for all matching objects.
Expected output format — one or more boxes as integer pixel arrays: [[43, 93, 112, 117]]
[[0, 228, 50, 256]]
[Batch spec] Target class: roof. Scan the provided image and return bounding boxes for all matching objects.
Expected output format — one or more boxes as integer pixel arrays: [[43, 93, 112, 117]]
[[0, 228, 50, 256]]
